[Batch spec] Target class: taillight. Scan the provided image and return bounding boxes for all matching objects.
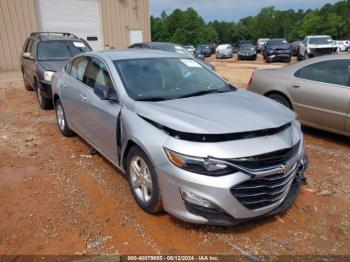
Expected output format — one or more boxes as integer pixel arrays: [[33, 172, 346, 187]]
[[247, 72, 254, 87]]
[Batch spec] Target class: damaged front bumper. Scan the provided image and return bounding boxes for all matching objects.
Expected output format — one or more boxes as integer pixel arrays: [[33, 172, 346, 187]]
[[156, 135, 308, 226]]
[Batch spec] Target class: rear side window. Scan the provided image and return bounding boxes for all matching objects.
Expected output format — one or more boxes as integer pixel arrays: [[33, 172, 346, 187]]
[[295, 60, 350, 87], [85, 57, 113, 90], [70, 56, 90, 82]]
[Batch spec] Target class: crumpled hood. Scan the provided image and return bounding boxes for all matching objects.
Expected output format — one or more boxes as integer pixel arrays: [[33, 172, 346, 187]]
[[39, 60, 69, 72], [135, 89, 295, 134]]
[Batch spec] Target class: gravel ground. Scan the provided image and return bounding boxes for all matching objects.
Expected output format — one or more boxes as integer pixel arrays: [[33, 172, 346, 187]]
[[0, 55, 349, 256]]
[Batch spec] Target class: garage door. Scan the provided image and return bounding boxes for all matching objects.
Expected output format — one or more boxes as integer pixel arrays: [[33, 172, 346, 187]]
[[37, 0, 103, 50]]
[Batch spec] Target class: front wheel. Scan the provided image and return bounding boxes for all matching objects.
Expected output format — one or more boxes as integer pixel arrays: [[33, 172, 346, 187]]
[[267, 93, 292, 110], [127, 146, 163, 214], [55, 99, 74, 137]]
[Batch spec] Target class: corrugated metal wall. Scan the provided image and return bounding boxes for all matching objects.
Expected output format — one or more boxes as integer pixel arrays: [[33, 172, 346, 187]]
[[100, 0, 150, 49], [0, 0, 38, 71], [0, 0, 150, 71]]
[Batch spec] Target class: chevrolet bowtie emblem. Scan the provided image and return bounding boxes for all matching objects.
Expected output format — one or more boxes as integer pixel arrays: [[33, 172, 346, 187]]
[[281, 164, 292, 174]]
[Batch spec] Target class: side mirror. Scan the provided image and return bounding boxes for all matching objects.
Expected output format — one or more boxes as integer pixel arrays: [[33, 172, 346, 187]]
[[23, 52, 33, 59], [94, 84, 110, 100], [197, 54, 205, 60]]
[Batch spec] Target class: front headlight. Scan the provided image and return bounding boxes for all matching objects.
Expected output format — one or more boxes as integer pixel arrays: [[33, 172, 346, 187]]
[[44, 71, 55, 82], [164, 148, 237, 176]]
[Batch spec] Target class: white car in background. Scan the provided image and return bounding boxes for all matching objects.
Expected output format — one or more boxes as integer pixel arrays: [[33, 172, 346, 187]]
[[298, 35, 337, 59], [215, 44, 233, 59], [335, 40, 348, 52]]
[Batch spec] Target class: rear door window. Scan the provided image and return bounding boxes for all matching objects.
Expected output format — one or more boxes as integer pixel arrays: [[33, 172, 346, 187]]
[[70, 56, 90, 82], [295, 60, 350, 87]]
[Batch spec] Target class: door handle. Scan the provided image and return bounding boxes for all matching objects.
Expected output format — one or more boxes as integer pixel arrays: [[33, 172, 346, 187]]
[[62, 83, 68, 88], [292, 84, 300, 88], [80, 94, 88, 101]]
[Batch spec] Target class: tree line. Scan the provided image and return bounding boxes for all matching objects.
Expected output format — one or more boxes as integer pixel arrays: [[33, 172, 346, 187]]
[[150, 0, 350, 45]]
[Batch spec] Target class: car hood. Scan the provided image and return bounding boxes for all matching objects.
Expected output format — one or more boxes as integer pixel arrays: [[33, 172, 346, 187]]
[[135, 89, 295, 134], [38, 60, 69, 72]]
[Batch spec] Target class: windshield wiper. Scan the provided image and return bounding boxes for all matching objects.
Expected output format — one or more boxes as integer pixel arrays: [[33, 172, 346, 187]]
[[135, 96, 170, 102], [176, 85, 234, 99]]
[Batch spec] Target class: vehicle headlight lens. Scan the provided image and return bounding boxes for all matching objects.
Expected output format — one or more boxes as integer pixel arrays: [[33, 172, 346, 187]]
[[44, 71, 55, 82], [164, 148, 237, 176]]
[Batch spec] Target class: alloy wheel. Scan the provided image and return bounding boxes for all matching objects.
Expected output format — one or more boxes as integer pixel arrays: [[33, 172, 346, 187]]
[[56, 103, 65, 131], [129, 156, 153, 203]]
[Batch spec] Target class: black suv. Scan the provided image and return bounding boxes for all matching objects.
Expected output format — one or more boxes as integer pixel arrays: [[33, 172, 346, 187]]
[[263, 38, 292, 63], [20, 32, 92, 109]]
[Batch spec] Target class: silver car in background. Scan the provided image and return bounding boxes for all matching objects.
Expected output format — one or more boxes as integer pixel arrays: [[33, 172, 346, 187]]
[[216, 44, 233, 59], [247, 55, 350, 137], [52, 50, 307, 226]]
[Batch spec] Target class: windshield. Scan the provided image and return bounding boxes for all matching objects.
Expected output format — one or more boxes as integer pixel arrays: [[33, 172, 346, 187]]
[[37, 41, 91, 61], [114, 58, 231, 101], [309, 37, 333, 45], [267, 39, 288, 47], [240, 45, 255, 51]]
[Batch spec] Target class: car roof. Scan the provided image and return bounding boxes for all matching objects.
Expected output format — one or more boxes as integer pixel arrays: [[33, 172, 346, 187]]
[[35, 35, 83, 42], [134, 42, 181, 47], [95, 49, 189, 61], [268, 38, 287, 41], [306, 35, 331, 38], [278, 54, 350, 72]]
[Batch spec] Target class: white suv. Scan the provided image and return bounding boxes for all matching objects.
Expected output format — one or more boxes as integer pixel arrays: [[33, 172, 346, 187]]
[[298, 35, 337, 60]]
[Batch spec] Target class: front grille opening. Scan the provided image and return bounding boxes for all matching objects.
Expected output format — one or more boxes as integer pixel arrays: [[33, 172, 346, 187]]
[[231, 168, 298, 210]]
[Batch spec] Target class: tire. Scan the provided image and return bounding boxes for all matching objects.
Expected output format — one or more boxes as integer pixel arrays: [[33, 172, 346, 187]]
[[267, 93, 292, 110], [22, 71, 33, 91], [55, 99, 74, 137], [126, 146, 163, 214], [36, 86, 53, 110], [297, 52, 303, 61]]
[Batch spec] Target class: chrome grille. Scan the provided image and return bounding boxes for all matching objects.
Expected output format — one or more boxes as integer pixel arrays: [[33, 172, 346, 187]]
[[231, 162, 299, 210], [227, 141, 300, 170]]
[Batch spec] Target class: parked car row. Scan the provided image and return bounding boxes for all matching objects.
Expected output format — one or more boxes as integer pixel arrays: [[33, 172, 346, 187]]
[[20, 31, 310, 226]]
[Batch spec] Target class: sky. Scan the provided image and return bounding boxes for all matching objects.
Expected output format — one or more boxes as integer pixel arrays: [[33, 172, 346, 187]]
[[150, 0, 340, 22]]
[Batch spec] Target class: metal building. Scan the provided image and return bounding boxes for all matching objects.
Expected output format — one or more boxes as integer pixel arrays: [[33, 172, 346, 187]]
[[0, 0, 151, 71]]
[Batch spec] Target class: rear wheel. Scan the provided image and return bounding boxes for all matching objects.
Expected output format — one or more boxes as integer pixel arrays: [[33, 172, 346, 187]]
[[36, 86, 53, 110], [267, 93, 292, 110], [126, 146, 163, 214], [55, 99, 74, 137]]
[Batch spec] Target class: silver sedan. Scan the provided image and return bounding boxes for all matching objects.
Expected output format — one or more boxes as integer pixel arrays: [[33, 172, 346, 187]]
[[247, 55, 350, 137], [52, 50, 307, 226]]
